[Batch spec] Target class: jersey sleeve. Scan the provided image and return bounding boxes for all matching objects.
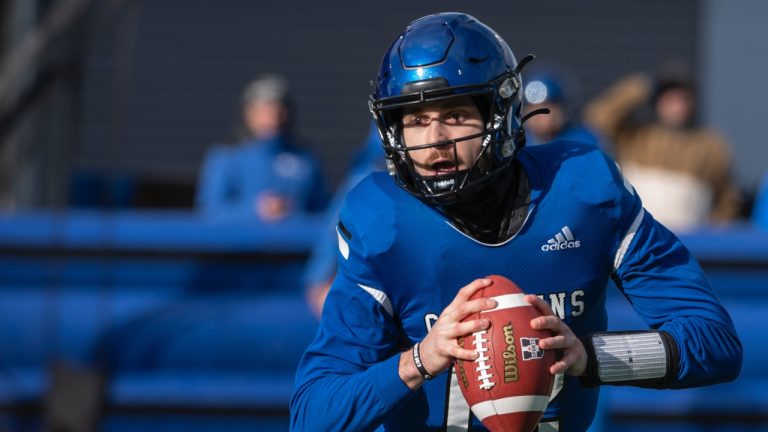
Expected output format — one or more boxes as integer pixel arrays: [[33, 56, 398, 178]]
[[290, 201, 413, 431], [606, 154, 743, 388], [196, 145, 239, 213]]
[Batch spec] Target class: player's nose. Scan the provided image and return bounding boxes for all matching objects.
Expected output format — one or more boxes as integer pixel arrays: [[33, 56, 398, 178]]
[[426, 120, 450, 146]]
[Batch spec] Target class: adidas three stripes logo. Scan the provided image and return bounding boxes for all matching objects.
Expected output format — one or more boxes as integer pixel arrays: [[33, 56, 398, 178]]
[[541, 226, 582, 252]]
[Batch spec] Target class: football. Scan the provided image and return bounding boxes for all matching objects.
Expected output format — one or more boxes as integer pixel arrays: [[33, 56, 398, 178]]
[[454, 275, 556, 432]]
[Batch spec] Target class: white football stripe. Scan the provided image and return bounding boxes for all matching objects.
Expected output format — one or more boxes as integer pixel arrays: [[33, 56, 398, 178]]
[[471, 395, 550, 420], [483, 294, 530, 312]]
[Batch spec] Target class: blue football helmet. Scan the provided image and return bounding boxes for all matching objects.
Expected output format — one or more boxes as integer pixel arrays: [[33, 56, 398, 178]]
[[369, 12, 532, 205]]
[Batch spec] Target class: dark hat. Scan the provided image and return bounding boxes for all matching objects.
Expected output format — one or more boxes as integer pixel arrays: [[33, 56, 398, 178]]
[[653, 62, 695, 100]]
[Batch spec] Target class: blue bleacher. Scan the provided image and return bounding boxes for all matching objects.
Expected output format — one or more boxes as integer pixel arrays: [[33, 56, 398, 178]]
[[0, 212, 766, 431], [0, 210, 322, 430]]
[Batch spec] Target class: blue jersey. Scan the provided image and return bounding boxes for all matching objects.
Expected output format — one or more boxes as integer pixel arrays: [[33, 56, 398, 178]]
[[291, 140, 740, 431], [197, 135, 327, 217]]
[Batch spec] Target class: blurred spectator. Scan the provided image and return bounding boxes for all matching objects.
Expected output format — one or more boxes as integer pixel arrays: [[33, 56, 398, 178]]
[[584, 64, 741, 232], [196, 74, 327, 221], [304, 122, 385, 317], [753, 172, 768, 230], [522, 69, 600, 147]]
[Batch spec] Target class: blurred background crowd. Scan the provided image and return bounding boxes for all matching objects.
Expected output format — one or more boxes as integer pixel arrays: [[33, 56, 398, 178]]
[[0, 1, 766, 431], [1, 0, 767, 218]]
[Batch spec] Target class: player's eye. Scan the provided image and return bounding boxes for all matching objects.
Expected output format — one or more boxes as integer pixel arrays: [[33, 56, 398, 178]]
[[445, 110, 468, 124], [403, 114, 429, 126]]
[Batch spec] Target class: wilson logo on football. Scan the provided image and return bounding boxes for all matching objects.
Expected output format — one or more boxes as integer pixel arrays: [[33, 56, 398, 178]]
[[502, 323, 519, 383]]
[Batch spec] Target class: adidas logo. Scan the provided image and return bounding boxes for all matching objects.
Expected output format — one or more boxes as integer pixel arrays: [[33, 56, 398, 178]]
[[541, 226, 581, 252]]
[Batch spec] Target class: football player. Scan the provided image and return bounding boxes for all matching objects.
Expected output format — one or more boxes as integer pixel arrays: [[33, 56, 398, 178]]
[[291, 12, 741, 431]]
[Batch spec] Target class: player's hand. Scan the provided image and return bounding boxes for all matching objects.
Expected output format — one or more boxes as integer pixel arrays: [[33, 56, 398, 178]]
[[524, 294, 587, 376], [255, 192, 292, 221], [400, 278, 496, 389]]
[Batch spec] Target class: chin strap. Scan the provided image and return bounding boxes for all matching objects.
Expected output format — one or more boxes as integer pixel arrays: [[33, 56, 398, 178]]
[[579, 330, 680, 389]]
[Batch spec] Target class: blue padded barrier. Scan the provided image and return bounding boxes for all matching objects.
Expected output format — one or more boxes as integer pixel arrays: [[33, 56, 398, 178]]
[[0, 210, 323, 430], [678, 223, 768, 265], [95, 296, 318, 374], [0, 367, 47, 406], [0, 210, 324, 252], [0, 211, 322, 366], [102, 414, 289, 432], [0, 288, 52, 368]]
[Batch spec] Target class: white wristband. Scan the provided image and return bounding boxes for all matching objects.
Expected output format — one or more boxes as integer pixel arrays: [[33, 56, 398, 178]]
[[592, 332, 667, 382]]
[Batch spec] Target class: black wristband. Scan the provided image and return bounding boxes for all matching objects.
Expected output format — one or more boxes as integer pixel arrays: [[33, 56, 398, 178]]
[[412, 342, 434, 381]]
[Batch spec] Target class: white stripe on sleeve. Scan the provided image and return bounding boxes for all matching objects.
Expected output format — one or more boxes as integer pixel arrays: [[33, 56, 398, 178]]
[[337, 227, 350, 260], [613, 208, 645, 272], [357, 284, 393, 317]]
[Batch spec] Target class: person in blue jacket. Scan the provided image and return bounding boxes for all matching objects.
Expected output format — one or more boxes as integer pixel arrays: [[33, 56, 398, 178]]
[[197, 74, 327, 221], [291, 13, 741, 432], [522, 69, 600, 147]]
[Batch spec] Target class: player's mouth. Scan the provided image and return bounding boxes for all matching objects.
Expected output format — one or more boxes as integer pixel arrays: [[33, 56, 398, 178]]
[[430, 159, 459, 175]]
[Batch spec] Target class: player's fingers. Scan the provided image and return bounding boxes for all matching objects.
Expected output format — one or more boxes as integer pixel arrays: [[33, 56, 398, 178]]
[[550, 358, 570, 375], [446, 318, 490, 339], [524, 294, 557, 317], [550, 350, 580, 375], [439, 297, 492, 325], [449, 344, 481, 362], [538, 334, 567, 350], [449, 297, 497, 322], [442, 279, 493, 319], [453, 278, 493, 304], [531, 315, 568, 335]]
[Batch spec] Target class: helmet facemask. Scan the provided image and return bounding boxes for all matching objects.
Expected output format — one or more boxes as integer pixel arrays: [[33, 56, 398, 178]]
[[370, 72, 524, 206]]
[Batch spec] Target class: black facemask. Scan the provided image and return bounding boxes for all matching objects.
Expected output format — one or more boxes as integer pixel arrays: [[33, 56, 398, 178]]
[[438, 160, 531, 244]]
